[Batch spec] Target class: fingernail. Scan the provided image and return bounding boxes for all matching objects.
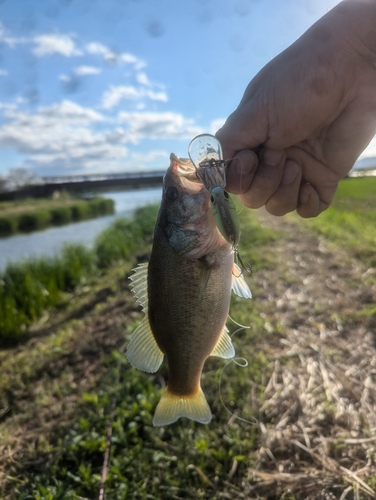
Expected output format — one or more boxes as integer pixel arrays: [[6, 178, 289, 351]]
[[299, 185, 310, 205], [262, 148, 283, 167], [281, 161, 299, 186]]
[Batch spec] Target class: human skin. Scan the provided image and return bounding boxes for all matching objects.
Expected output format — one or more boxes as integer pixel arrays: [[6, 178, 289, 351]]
[[216, 0, 376, 218]]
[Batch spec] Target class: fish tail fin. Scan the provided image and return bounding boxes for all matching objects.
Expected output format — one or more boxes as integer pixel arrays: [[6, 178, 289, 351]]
[[153, 387, 212, 426]]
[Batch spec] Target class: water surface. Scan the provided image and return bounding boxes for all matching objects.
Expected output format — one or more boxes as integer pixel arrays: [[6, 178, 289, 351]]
[[0, 188, 161, 270]]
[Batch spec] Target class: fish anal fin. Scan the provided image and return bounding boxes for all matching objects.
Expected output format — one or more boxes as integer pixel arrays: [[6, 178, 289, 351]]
[[129, 263, 149, 312], [210, 325, 235, 359], [232, 263, 252, 299], [126, 316, 164, 373], [153, 387, 212, 426]]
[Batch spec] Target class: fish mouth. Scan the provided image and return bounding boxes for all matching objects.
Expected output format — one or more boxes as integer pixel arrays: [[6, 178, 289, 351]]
[[169, 153, 200, 183], [164, 153, 207, 200]]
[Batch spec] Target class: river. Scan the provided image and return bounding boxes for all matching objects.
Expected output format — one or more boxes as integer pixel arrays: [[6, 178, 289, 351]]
[[0, 188, 162, 270]]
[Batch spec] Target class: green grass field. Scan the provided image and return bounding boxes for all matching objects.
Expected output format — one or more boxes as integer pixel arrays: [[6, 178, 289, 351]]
[[295, 176, 376, 267], [1, 177, 376, 499]]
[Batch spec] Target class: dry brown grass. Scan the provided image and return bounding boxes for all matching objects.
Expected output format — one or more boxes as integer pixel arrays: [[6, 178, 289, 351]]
[[244, 211, 376, 499]]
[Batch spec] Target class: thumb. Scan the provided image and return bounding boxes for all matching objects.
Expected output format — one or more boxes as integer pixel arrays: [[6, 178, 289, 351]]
[[216, 102, 269, 159]]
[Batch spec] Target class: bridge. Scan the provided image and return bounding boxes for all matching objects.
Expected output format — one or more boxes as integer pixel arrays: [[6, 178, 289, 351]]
[[0, 170, 166, 201]]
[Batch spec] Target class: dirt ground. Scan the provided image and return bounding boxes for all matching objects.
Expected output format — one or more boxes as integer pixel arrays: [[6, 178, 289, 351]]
[[250, 211, 376, 499], [1, 210, 376, 498]]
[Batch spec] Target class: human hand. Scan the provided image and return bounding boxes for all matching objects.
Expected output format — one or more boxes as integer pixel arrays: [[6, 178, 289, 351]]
[[216, 0, 376, 218]]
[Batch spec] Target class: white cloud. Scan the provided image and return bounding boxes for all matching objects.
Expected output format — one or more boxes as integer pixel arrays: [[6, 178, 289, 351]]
[[41, 100, 104, 122], [136, 72, 152, 86], [126, 150, 170, 171], [74, 65, 102, 76], [0, 100, 203, 174], [102, 86, 143, 109], [101, 85, 168, 109], [0, 21, 26, 48], [210, 118, 226, 135], [117, 111, 202, 141], [146, 90, 168, 102], [32, 34, 82, 57], [59, 74, 70, 82], [85, 42, 145, 68], [0, 100, 110, 170], [0, 99, 190, 174]]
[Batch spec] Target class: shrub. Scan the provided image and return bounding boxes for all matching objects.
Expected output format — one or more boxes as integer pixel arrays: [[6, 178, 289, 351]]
[[17, 209, 51, 232], [49, 206, 72, 225], [71, 203, 91, 221], [59, 244, 97, 291], [0, 215, 18, 237], [87, 197, 115, 217]]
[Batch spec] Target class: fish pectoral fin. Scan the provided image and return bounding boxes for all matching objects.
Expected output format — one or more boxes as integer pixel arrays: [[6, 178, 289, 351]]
[[129, 262, 149, 313], [198, 257, 217, 302], [232, 263, 252, 299], [153, 387, 212, 426], [210, 325, 235, 359], [126, 316, 164, 373]]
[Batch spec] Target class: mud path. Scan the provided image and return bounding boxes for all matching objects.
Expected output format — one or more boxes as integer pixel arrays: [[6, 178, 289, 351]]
[[249, 211, 376, 498]]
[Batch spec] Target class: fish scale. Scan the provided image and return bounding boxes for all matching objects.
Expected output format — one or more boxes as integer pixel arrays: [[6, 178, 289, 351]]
[[148, 235, 233, 397]]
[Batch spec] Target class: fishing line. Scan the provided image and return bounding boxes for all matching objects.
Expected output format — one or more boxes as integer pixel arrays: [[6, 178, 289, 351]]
[[217, 319, 258, 425], [234, 250, 252, 275], [218, 357, 258, 426], [228, 314, 250, 333]]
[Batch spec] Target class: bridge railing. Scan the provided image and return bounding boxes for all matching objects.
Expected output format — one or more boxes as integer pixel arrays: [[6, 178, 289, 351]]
[[40, 170, 166, 184]]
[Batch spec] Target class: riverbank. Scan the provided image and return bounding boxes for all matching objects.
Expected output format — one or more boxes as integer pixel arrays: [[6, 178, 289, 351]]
[[0, 204, 158, 345], [0, 188, 162, 270], [1, 179, 376, 498], [0, 194, 114, 237]]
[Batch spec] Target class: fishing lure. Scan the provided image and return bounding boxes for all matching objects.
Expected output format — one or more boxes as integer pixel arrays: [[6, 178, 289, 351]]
[[188, 134, 240, 247]]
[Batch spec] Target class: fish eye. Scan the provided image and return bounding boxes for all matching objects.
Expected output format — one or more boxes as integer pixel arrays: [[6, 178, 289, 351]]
[[224, 191, 229, 199], [165, 186, 179, 201]]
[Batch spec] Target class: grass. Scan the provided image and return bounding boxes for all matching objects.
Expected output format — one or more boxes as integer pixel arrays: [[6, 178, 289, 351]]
[[0, 204, 159, 345], [293, 176, 376, 267], [0, 202, 280, 499], [2, 179, 376, 499], [0, 194, 115, 237]]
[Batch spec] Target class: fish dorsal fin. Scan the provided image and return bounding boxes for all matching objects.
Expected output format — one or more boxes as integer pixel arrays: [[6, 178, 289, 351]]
[[153, 386, 212, 426], [130, 262, 149, 313], [210, 325, 235, 359], [232, 263, 252, 299], [126, 316, 164, 373]]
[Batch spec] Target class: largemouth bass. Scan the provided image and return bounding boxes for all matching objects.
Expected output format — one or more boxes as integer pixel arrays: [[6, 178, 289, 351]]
[[126, 154, 251, 426]]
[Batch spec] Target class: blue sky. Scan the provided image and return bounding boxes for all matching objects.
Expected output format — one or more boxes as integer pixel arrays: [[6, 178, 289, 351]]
[[1, 0, 370, 178]]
